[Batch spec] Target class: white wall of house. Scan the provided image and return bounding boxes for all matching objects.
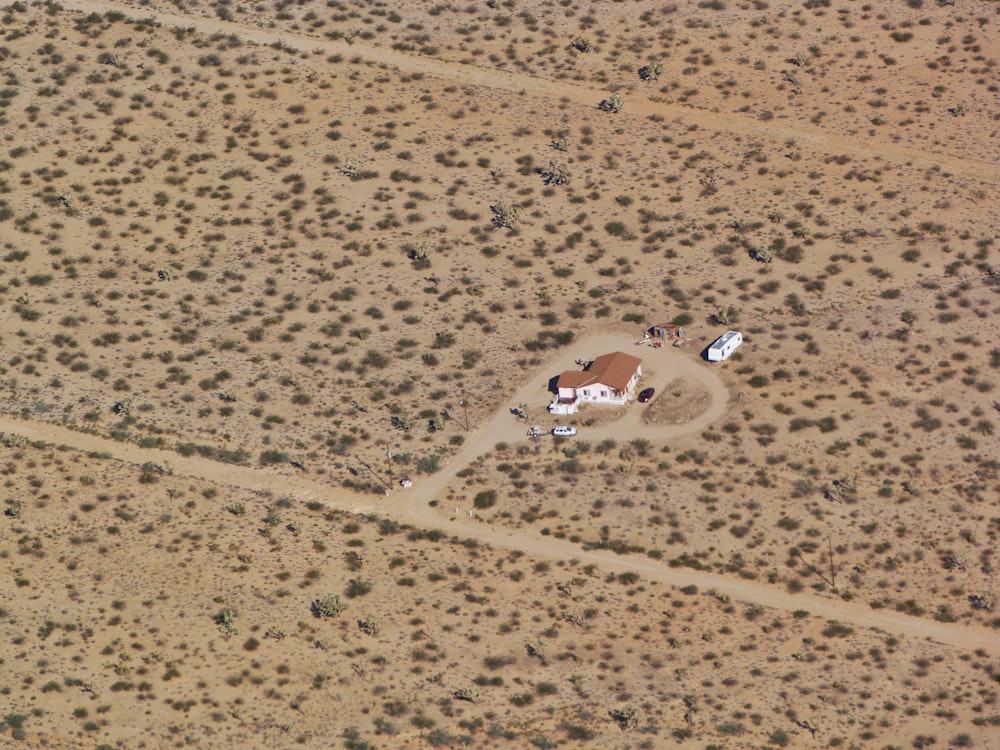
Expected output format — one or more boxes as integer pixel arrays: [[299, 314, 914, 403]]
[[549, 358, 642, 414]]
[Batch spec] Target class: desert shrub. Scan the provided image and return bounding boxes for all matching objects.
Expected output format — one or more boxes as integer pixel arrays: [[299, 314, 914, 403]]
[[474, 490, 497, 509], [345, 578, 372, 598]]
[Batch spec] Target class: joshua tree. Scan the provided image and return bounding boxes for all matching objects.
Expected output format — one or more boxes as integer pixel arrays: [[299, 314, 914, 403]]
[[312, 594, 346, 618], [947, 102, 968, 117], [551, 130, 569, 151], [5, 498, 22, 519], [215, 608, 239, 637], [699, 169, 718, 197], [338, 162, 360, 179], [969, 591, 995, 611], [573, 37, 594, 52], [639, 57, 664, 81], [542, 160, 571, 185], [599, 91, 625, 113], [797, 718, 819, 738], [358, 616, 380, 636], [345, 550, 364, 571], [943, 553, 968, 572], [750, 245, 774, 263], [526, 640, 546, 664], [409, 242, 431, 268], [490, 199, 522, 229], [0, 433, 27, 448], [826, 474, 857, 501], [711, 306, 735, 325], [453, 686, 480, 703], [610, 705, 641, 731]]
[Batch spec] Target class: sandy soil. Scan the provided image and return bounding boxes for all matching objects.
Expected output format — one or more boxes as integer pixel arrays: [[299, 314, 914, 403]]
[[0, 0, 997, 747]]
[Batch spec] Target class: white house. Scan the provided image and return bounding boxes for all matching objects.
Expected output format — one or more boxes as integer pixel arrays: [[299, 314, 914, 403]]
[[707, 330, 742, 362], [549, 351, 643, 415]]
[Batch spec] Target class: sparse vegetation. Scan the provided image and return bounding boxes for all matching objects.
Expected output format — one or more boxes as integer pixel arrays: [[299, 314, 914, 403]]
[[0, 1, 994, 747]]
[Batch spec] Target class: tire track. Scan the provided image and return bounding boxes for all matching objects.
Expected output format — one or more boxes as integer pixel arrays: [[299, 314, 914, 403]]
[[60, 0, 998, 184]]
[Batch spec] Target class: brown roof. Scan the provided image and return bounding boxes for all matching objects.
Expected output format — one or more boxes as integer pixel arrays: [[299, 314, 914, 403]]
[[557, 351, 642, 392]]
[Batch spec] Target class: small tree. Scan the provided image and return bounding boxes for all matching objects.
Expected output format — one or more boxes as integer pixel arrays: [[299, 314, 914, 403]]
[[943, 553, 968, 572], [345, 550, 364, 572], [639, 58, 663, 81], [453, 686, 480, 703], [969, 591, 995, 611], [312, 594, 346, 618], [947, 102, 968, 117], [409, 242, 431, 268], [542, 160, 571, 185], [338, 162, 360, 179], [599, 91, 625, 113], [750, 245, 774, 263], [216, 608, 239, 637], [490, 199, 522, 229], [358, 616, 380, 636], [551, 130, 569, 151], [610, 705, 641, 731], [711, 306, 735, 325], [572, 37, 593, 53]]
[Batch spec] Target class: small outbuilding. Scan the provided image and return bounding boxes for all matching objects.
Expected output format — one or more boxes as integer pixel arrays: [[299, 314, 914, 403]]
[[649, 324, 685, 342], [707, 330, 742, 362]]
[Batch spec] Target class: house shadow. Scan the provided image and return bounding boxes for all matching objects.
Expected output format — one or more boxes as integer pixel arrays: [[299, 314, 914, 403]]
[[547, 374, 561, 395]]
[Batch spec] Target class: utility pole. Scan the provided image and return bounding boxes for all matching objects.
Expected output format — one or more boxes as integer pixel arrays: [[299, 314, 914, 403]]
[[828, 538, 837, 590], [461, 395, 470, 432], [385, 443, 393, 490]]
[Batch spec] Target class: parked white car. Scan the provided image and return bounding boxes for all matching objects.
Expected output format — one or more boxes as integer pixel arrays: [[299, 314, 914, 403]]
[[552, 426, 577, 437]]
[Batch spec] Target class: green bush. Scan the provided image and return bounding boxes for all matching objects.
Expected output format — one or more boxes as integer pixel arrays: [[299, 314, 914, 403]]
[[345, 578, 372, 598], [474, 490, 497, 509]]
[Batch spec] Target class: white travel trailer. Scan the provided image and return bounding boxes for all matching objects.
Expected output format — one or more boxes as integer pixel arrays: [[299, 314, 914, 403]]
[[707, 330, 742, 362]]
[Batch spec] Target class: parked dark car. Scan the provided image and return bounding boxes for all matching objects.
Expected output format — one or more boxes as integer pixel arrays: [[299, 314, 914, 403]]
[[637, 387, 655, 403]]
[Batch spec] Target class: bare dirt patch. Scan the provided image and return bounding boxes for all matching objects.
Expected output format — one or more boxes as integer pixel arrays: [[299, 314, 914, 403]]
[[642, 377, 711, 426]]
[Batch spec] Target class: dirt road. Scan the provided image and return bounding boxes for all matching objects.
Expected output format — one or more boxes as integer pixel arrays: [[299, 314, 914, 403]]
[[58, 0, 998, 185], [2, 331, 996, 653]]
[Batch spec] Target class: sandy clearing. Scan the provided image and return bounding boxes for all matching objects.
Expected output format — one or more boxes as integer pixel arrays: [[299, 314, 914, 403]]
[[60, 0, 999, 185], [2, 331, 996, 653]]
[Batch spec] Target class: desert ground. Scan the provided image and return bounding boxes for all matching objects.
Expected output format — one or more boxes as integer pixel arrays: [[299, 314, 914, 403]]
[[0, 0, 998, 748]]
